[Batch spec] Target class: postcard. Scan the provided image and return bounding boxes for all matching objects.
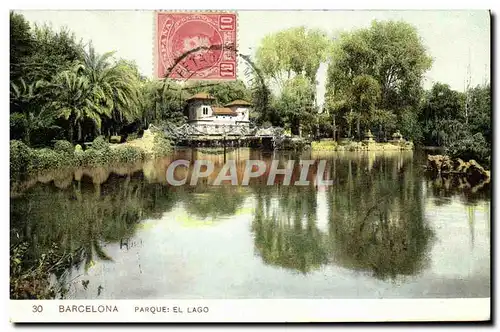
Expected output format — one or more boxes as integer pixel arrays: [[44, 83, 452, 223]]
[[9, 9, 491, 323]]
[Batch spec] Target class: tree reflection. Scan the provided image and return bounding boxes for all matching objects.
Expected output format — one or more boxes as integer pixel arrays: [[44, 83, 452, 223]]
[[249, 151, 434, 280], [183, 187, 247, 220], [327, 152, 433, 280], [251, 185, 328, 274], [10, 170, 181, 285]]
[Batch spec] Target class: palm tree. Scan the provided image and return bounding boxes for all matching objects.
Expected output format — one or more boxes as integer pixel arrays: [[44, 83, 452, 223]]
[[51, 65, 108, 143], [82, 46, 141, 136], [10, 78, 57, 145]]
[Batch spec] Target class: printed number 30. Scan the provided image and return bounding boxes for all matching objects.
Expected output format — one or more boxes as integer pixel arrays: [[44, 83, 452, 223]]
[[32, 305, 43, 313]]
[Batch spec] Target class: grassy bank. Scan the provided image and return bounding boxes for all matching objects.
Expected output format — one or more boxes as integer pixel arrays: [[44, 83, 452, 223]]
[[10, 130, 172, 181], [311, 140, 414, 152]]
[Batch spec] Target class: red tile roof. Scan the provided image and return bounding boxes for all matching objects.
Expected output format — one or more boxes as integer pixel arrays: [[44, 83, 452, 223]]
[[212, 107, 237, 116]]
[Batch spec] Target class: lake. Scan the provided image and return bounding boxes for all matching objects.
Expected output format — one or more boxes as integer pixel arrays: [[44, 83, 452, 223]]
[[10, 148, 491, 299]]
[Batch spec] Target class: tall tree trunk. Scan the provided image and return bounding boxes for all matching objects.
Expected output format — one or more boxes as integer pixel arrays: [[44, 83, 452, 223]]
[[69, 123, 74, 144], [356, 116, 361, 141], [291, 118, 300, 136], [77, 120, 82, 143], [332, 114, 336, 141]]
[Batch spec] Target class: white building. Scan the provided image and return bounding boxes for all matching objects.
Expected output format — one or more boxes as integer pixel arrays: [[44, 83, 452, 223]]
[[186, 92, 252, 135]]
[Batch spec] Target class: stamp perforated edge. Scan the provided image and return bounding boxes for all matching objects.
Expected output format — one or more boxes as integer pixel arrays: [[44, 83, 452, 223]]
[[152, 10, 239, 81]]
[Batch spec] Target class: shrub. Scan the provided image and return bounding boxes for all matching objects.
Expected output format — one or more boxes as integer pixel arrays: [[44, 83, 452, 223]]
[[92, 136, 110, 151], [445, 133, 490, 168], [29, 148, 75, 172], [152, 133, 172, 157], [10, 140, 31, 177], [30, 148, 56, 171], [113, 146, 145, 164], [53, 140, 74, 155], [79, 148, 114, 167], [311, 140, 338, 151], [10, 113, 26, 141]]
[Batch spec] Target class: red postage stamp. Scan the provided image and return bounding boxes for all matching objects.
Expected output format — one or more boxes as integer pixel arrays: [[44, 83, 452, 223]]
[[156, 12, 237, 80]]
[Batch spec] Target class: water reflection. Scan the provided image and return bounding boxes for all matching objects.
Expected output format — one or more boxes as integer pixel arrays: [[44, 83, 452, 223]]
[[325, 152, 433, 280], [10, 149, 490, 298], [252, 185, 328, 274]]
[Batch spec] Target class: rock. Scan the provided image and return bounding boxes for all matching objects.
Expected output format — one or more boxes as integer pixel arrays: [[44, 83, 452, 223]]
[[452, 158, 469, 173], [427, 155, 452, 173], [427, 154, 490, 185], [466, 159, 490, 184], [110, 136, 122, 144]]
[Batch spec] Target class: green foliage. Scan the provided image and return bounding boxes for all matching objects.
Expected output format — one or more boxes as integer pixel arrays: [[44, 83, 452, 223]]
[[399, 108, 423, 144], [140, 79, 188, 127], [29, 148, 75, 172], [10, 242, 58, 299], [92, 136, 110, 151], [10, 140, 31, 177], [328, 20, 432, 111], [53, 140, 73, 154], [311, 140, 338, 151], [317, 112, 334, 138], [10, 12, 34, 82], [256, 26, 331, 86], [467, 84, 491, 144], [186, 80, 252, 106], [274, 75, 317, 135], [78, 148, 112, 167], [446, 133, 490, 167], [113, 146, 145, 164], [325, 19, 433, 140], [10, 113, 26, 140], [152, 133, 173, 157]]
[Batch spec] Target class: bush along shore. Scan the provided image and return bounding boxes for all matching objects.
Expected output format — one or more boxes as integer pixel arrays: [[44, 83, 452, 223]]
[[10, 131, 172, 181]]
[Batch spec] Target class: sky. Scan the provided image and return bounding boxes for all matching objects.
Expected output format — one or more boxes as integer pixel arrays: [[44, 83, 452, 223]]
[[19, 10, 490, 106]]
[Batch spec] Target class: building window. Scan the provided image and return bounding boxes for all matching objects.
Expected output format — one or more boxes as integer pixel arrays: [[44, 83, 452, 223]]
[[202, 106, 209, 115]]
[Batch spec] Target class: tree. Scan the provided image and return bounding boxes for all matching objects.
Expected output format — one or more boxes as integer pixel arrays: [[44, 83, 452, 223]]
[[467, 84, 491, 145], [351, 74, 381, 139], [50, 65, 108, 143], [81, 47, 142, 136], [21, 24, 83, 83], [10, 78, 58, 145], [326, 20, 433, 140], [275, 75, 317, 136], [185, 80, 252, 106], [420, 83, 464, 146], [10, 11, 34, 82], [256, 26, 331, 89], [140, 79, 188, 127], [371, 109, 397, 141]]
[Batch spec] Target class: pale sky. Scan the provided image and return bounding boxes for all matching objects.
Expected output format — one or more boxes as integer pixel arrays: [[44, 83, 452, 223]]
[[19, 10, 490, 106]]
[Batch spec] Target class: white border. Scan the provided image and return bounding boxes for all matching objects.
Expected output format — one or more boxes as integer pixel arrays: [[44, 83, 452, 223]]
[[9, 299, 491, 323]]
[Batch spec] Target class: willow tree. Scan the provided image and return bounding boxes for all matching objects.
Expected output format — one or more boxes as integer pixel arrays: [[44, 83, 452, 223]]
[[255, 27, 331, 132], [256, 26, 331, 88]]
